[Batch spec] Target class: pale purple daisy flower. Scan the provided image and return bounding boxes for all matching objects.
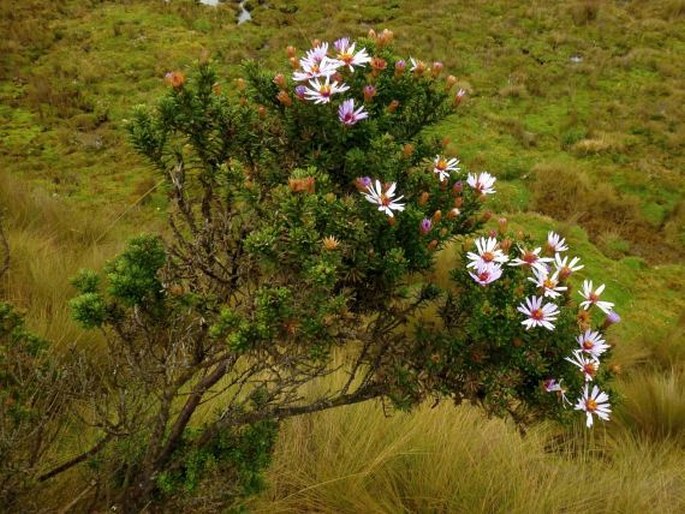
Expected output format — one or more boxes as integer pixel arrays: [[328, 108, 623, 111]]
[[565, 350, 600, 382], [528, 266, 567, 298], [338, 99, 368, 126], [468, 261, 503, 286], [574, 384, 611, 428], [433, 155, 460, 182], [547, 231, 569, 253], [509, 246, 553, 273], [293, 56, 341, 82], [517, 295, 560, 330], [577, 329, 610, 359], [303, 77, 350, 104], [362, 180, 405, 217], [466, 236, 509, 269], [554, 253, 584, 280], [579, 280, 614, 314], [333, 37, 371, 72], [467, 172, 496, 195]]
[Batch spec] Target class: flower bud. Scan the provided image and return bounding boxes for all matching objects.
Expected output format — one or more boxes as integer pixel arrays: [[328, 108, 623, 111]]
[[445, 74, 457, 89], [394, 60, 406, 77], [453, 196, 464, 208], [236, 78, 246, 91], [431, 61, 444, 77], [289, 56, 299, 69], [427, 239, 438, 251], [481, 210, 493, 222], [367, 29, 377, 40], [432, 210, 442, 224], [500, 238, 512, 253], [577, 309, 591, 330], [258, 105, 267, 118], [454, 88, 466, 106], [294, 85, 307, 100], [602, 311, 622, 329], [439, 228, 448, 237], [420, 218, 432, 235], [212, 82, 221, 95], [608, 363, 622, 375], [371, 57, 388, 75], [418, 191, 429, 206], [273, 73, 286, 88], [286, 45, 297, 58], [377, 28, 394, 47], [413, 60, 426, 76], [288, 176, 315, 193], [447, 207, 460, 220], [363, 84, 377, 102], [498, 217, 508, 233], [402, 143, 414, 158], [387, 99, 400, 113], [277, 90, 292, 106], [488, 229, 497, 238], [452, 180, 463, 194], [165, 71, 185, 89], [355, 176, 372, 191]]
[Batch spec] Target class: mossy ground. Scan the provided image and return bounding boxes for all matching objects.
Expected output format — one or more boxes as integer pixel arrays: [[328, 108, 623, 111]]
[[1, 0, 684, 511]]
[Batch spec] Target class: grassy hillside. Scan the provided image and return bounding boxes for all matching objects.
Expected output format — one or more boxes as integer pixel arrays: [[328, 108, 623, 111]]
[[1, 0, 684, 511]]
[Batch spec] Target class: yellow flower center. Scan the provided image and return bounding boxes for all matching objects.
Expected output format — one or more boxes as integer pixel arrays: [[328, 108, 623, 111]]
[[531, 309, 543, 320], [583, 339, 594, 350], [482, 251, 494, 262], [583, 363, 597, 377], [585, 398, 598, 412]]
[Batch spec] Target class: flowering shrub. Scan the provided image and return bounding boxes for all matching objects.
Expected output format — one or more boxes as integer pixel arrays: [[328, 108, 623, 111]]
[[64, 31, 619, 510]]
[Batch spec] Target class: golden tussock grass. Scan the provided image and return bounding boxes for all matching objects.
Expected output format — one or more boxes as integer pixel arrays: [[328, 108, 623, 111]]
[[250, 399, 685, 513]]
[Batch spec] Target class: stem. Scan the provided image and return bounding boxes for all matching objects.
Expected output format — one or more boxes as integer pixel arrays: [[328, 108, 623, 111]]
[[38, 433, 115, 483]]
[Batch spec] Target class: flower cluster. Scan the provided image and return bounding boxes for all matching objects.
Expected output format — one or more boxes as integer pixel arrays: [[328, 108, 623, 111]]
[[291, 38, 370, 122], [464, 230, 617, 428]]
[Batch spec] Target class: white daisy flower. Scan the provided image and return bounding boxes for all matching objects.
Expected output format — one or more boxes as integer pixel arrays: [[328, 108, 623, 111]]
[[517, 295, 560, 331], [509, 246, 554, 272], [333, 37, 371, 72], [554, 254, 584, 280], [362, 180, 406, 217], [546, 231, 568, 253], [293, 56, 341, 82], [467, 172, 496, 195], [574, 384, 611, 428], [433, 155, 460, 182], [528, 266, 567, 298], [304, 42, 330, 64], [565, 350, 600, 382], [468, 261, 503, 286], [577, 329, 610, 359], [466, 236, 509, 269], [579, 280, 614, 314], [303, 77, 350, 104], [338, 99, 368, 126]]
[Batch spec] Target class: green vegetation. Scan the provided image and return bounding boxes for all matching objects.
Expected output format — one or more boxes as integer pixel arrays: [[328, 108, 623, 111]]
[[1, 0, 684, 512]]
